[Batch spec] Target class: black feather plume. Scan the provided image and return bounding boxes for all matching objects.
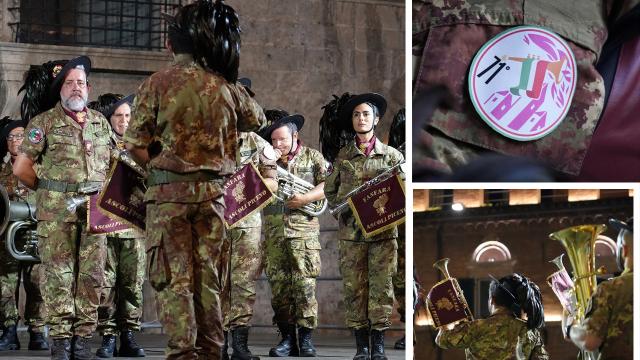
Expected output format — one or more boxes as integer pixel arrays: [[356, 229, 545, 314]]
[[319, 93, 354, 163], [19, 60, 67, 123], [388, 108, 405, 153]]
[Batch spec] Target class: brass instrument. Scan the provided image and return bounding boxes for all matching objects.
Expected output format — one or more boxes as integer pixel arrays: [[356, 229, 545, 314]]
[[0, 185, 39, 262], [427, 258, 474, 328], [275, 166, 327, 216], [546, 254, 577, 316], [329, 160, 405, 216], [549, 224, 606, 360]]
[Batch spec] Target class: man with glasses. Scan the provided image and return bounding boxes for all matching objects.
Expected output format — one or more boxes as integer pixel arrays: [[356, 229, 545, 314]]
[[13, 56, 112, 360], [0, 117, 48, 352]]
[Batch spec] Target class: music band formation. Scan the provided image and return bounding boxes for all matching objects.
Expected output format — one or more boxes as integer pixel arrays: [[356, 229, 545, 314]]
[[0, 1, 406, 360], [422, 220, 633, 360]]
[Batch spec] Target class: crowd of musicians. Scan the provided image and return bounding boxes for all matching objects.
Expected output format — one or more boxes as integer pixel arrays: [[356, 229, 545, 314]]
[[0, 1, 407, 359]]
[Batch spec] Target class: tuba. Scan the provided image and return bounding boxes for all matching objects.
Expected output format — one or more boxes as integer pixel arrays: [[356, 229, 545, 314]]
[[275, 166, 327, 216], [427, 258, 474, 328], [0, 185, 39, 262], [549, 224, 606, 360]]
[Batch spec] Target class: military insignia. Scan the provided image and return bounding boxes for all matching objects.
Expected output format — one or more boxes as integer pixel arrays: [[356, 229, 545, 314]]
[[436, 298, 454, 311], [28, 128, 44, 144], [232, 182, 246, 202], [76, 111, 87, 124], [52, 64, 63, 78], [468, 26, 577, 141], [262, 146, 277, 160], [373, 193, 389, 216]]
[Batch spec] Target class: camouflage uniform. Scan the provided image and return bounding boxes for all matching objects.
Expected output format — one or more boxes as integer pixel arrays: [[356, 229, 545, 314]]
[[96, 132, 146, 336], [393, 224, 406, 322], [263, 144, 326, 329], [436, 309, 549, 360], [412, 0, 637, 176], [324, 138, 403, 330], [222, 132, 276, 330], [20, 103, 111, 339], [123, 53, 264, 359], [583, 270, 633, 359], [0, 160, 46, 333]]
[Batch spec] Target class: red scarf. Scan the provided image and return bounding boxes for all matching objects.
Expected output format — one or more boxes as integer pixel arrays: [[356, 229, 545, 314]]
[[63, 107, 89, 128], [355, 136, 376, 156]]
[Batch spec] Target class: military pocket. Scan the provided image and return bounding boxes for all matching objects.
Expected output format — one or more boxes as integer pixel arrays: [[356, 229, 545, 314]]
[[146, 232, 171, 291], [304, 237, 322, 250]]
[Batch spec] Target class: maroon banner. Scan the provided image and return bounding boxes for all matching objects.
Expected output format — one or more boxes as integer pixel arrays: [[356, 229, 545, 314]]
[[347, 174, 405, 238], [97, 159, 146, 231], [223, 162, 274, 228], [427, 278, 474, 328], [88, 194, 129, 234]]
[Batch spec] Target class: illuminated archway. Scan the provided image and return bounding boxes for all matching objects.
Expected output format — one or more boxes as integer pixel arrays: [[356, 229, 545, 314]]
[[472, 241, 512, 263]]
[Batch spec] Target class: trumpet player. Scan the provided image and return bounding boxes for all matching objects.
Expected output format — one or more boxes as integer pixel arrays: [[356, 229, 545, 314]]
[[436, 273, 548, 360], [322, 93, 404, 360], [0, 117, 48, 351], [562, 217, 633, 359], [260, 110, 327, 357]]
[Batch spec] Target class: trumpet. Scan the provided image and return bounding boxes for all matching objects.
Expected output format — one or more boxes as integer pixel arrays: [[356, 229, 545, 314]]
[[275, 166, 327, 216], [427, 258, 474, 328], [329, 161, 405, 216]]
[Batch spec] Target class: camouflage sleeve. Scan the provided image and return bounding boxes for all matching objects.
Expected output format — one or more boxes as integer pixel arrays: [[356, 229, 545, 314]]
[[123, 77, 157, 148], [435, 320, 482, 349], [19, 115, 49, 162], [253, 134, 277, 180], [324, 161, 340, 208], [527, 330, 549, 360], [583, 282, 612, 340], [232, 84, 266, 133], [412, 0, 431, 57], [312, 149, 328, 185]]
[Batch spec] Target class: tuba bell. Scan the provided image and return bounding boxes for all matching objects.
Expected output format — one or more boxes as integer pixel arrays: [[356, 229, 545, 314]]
[[0, 185, 39, 262], [275, 166, 327, 216]]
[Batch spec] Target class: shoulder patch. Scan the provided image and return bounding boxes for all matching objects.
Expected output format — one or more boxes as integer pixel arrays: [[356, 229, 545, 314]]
[[28, 128, 45, 144]]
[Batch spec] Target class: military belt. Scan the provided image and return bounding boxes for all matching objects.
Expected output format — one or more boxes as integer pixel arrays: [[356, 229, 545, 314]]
[[37, 179, 102, 194], [147, 169, 221, 187]]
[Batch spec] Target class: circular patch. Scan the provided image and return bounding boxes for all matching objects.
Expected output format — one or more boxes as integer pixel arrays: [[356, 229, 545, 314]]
[[468, 26, 577, 141], [28, 128, 44, 144]]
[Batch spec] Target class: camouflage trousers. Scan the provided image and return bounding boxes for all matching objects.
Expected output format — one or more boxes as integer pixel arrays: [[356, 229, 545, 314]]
[[0, 253, 46, 331], [146, 199, 226, 360], [98, 236, 146, 335], [37, 220, 107, 338], [222, 225, 262, 330], [393, 227, 406, 322], [339, 237, 397, 331], [264, 234, 321, 329]]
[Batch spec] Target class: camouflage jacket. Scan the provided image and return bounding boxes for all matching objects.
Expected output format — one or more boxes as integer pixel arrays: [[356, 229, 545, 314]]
[[233, 131, 277, 229], [0, 157, 34, 203], [324, 138, 404, 242], [412, 0, 639, 176], [584, 270, 633, 359], [20, 103, 112, 222], [436, 310, 549, 360], [263, 144, 327, 240], [124, 54, 265, 203]]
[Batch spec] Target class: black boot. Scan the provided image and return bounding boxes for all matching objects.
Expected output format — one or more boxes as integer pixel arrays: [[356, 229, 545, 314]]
[[51, 338, 72, 360], [222, 331, 230, 360], [370, 330, 387, 360], [353, 328, 370, 360], [72, 335, 95, 360], [231, 326, 259, 360], [393, 335, 405, 350], [298, 327, 316, 357], [28, 328, 49, 350], [0, 324, 20, 350], [119, 330, 146, 357], [96, 335, 117, 358], [269, 323, 299, 357]]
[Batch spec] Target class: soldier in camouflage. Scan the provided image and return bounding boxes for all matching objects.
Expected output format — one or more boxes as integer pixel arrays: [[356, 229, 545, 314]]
[[260, 110, 327, 358], [412, 0, 637, 178], [87, 94, 146, 358], [323, 93, 404, 360], [0, 118, 48, 352], [123, 2, 264, 358], [14, 56, 112, 360], [563, 217, 633, 359], [436, 273, 548, 360]]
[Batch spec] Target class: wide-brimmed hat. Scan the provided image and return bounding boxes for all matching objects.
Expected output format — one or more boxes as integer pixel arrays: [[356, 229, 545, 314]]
[[339, 92, 387, 122], [103, 94, 134, 120], [49, 56, 91, 100], [259, 111, 305, 141], [609, 217, 633, 232], [0, 117, 28, 157]]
